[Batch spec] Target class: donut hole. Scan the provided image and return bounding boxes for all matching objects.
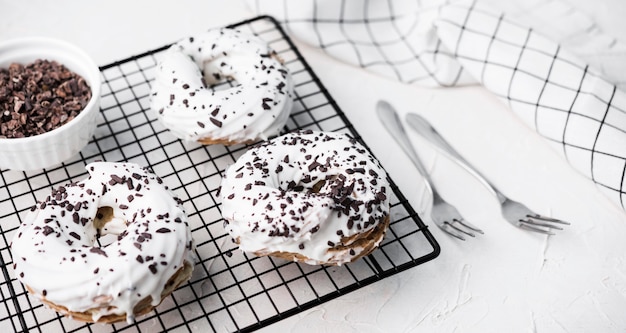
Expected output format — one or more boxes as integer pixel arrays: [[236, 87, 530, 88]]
[[201, 61, 239, 92], [311, 180, 326, 193], [311, 175, 341, 194], [205, 74, 238, 91], [287, 176, 334, 195], [94, 206, 114, 228], [93, 206, 123, 247]]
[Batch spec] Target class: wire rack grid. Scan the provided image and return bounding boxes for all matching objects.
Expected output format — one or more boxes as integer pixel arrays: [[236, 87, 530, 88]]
[[0, 16, 439, 333]]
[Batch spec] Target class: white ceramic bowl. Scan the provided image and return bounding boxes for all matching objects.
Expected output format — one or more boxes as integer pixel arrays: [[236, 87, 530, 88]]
[[0, 37, 101, 171]]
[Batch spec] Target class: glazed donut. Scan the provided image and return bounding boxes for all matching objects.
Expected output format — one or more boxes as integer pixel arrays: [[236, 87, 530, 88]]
[[11, 162, 195, 324], [150, 27, 294, 145], [220, 130, 390, 265]]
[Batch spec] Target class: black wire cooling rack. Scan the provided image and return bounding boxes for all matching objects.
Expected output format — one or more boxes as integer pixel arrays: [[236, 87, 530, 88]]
[[0, 16, 439, 333]]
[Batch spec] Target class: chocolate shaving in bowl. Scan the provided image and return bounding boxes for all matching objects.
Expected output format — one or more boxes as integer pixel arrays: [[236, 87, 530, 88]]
[[0, 59, 92, 138]]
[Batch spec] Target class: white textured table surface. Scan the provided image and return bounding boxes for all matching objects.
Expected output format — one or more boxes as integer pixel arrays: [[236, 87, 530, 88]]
[[2, 1, 626, 332]]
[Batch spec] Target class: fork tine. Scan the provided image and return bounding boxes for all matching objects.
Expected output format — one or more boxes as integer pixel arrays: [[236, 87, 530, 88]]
[[441, 222, 469, 241], [527, 214, 570, 224], [453, 218, 484, 234], [447, 220, 478, 238], [519, 222, 556, 235], [523, 218, 564, 230]]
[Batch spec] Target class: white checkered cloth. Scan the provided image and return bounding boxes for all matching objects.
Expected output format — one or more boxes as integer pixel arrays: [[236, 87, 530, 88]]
[[248, 0, 626, 211]]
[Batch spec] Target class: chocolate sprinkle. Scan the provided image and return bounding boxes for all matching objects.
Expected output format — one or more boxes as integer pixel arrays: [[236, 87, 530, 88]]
[[210, 117, 222, 128], [42, 226, 54, 236], [89, 248, 108, 257]]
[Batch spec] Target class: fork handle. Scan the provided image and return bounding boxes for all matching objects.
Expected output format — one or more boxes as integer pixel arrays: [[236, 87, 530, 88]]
[[377, 102, 432, 180], [405, 113, 501, 200], [376, 101, 447, 204]]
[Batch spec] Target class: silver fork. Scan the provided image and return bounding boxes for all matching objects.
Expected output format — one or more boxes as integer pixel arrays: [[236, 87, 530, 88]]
[[377, 100, 483, 240], [405, 112, 570, 235]]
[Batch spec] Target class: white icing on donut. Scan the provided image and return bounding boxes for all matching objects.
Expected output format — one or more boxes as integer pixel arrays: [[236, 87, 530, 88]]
[[150, 28, 294, 143], [220, 130, 390, 265], [11, 162, 194, 323]]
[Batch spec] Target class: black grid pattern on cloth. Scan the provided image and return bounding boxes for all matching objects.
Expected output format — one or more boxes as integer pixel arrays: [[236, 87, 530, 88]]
[[251, 0, 475, 87], [0, 16, 439, 333], [435, 0, 626, 210], [250, 0, 626, 90], [488, 0, 626, 91]]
